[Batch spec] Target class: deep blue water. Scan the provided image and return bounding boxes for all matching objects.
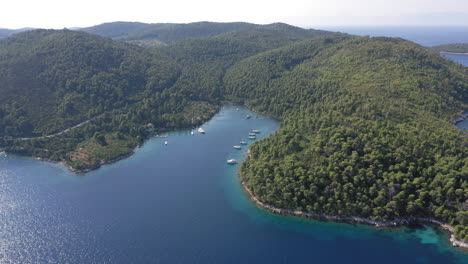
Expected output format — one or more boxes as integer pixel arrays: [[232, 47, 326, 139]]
[[1, 105, 467, 263]]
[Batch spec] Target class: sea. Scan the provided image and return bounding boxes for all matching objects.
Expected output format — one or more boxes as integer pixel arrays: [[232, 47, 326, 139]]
[[0, 105, 467, 263]]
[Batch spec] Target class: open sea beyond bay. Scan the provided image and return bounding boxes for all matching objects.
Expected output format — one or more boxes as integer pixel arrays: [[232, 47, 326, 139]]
[[0, 105, 467, 263]]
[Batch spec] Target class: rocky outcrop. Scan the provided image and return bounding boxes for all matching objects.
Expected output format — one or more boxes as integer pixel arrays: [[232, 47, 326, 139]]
[[451, 235, 468, 248]]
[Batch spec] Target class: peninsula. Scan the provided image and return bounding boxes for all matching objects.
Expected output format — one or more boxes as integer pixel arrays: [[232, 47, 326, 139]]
[[431, 43, 468, 54]]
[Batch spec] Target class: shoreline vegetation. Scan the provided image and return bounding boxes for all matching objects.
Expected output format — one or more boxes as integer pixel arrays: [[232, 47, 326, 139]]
[[240, 179, 468, 249], [3, 107, 463, 173], [2, 102, 219, 173]]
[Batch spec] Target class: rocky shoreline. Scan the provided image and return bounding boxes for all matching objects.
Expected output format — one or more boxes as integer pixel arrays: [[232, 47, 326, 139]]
[[0, 102, 221, 174], [241, 182, 468, 249], [64, 150, 136, 174]]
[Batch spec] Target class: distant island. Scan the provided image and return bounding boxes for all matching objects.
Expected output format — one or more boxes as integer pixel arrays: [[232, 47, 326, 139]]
[[431, 43, 468, 54], [0, 22, 466, 248]]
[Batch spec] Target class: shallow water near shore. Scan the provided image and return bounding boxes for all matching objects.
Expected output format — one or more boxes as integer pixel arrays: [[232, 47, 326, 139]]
[[0, 105, 467, 263]]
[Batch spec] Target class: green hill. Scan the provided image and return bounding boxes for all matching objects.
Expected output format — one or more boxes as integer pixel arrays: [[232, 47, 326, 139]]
[[81, 21, 333, 46], [80, 21, 156, 39], [0, 29, 185, 168], [224, 36, 468, 241], [0, 29, 159, 137], [121, 21, 256, 42]]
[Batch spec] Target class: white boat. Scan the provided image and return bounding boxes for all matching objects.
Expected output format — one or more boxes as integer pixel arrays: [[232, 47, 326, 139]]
[[233, 145, 242, 149], [248, 132, 256, 136], [248, 136, 256, 139], [191, 131, 194, 135], [198, 127, 205, 134], [246, 114, 251, 119], [252, 129, 261, 133], [164, 141, 168, 145], [240, 141, 248, 145], [227, 159, 237, 164]]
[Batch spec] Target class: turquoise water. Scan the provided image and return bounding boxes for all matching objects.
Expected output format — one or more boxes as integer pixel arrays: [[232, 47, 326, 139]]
[[0, 105, 467, 263]]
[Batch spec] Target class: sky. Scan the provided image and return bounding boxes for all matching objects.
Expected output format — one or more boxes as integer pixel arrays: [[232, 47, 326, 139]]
[[1, 0, 468, 29]]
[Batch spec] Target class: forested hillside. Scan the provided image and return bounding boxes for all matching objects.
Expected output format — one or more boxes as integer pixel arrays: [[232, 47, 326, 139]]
[[0, 29, 169, 137], [224, 36, 468, 241], [0, 23, 327, 170], [81, 21, 332, 46], [79, 21, 156, 39], [0, 23, 467, 242], [0, 29, 196, 169]]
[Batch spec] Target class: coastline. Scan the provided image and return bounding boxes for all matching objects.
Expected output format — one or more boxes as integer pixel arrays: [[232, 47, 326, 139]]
[[64, 150, 136, 174], [1, 104, 221, 174], [240, 180, 468, 249], [60, 104, 221, 173], [1, 144, 139, 174]]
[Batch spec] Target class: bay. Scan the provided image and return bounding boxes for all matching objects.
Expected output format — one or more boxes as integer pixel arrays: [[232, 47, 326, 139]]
[[0, 105, 467, 263]]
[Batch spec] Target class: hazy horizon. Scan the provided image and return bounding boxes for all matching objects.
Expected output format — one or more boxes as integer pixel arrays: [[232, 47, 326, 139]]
[[1, 0, 467, 29], [3, 20, 468, 47], [1, 20, 468, 31]]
